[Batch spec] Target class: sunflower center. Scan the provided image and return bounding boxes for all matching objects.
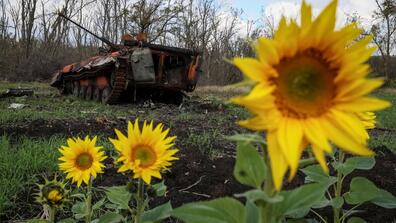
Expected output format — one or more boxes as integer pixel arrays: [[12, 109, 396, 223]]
[[132, 146, 157, 168], [75, 153, 93, 170], [47, 189, 63, 203], [273, 51, 336, 118]]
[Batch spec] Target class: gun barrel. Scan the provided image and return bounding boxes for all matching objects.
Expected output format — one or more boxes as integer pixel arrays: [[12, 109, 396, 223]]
[[123, 40, 201, 56], [58, 12, 116, 48]]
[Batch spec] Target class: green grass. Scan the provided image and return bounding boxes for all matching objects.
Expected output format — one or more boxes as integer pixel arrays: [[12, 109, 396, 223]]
[[0, 134, 120, 219], [372, 89, 396, 129], [0, 135, 64, 215], [0, 87, 139, 123], [370, 88, 396, 152], [183, 128, 224, 159]]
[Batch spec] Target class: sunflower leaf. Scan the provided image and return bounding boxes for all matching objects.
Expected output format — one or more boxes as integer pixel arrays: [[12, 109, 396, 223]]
[[371, 189, 396, 209], [152, 181, 167, 197], [141, 201, 172, 222], [343, 177, 380, 205], [235, 189, 283, 203], [272, 183, 328, 218], [347, 217, 367, 223], [71, 201, 87, 219], [104, 186, 131, 210], [333, 157, 375, 176], [92, 198, 106, 210], [244, 200, 260, 223], [344, 177, 396, 208], [171, 197, 245, 223], [301, 164, 337, 187], [96, 212, 124, 223], [233, 142, 267, 188]]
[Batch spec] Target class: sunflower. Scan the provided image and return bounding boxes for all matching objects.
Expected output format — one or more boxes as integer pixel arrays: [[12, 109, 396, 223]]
[[231, 0, 390, 190], [58, 136, 107, 187], [35, 177, 69, 207], [109, 119, 178, 184]]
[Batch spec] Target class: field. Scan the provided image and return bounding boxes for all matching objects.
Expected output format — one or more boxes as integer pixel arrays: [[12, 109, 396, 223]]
[[0, 82, 395, 222]]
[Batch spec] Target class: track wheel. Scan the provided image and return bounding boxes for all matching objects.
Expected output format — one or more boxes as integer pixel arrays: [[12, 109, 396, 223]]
[[93, 87, 101, 102], [79, 86, 87, 98], [101, 87, 111, 104], [72, 82, 80, 97], [85, 86, 93, 100]]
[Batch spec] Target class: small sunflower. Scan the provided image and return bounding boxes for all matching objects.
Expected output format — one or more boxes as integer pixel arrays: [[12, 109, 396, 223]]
[[231, 0, 390, 190], [58, 136, 107, 187], [35, 177, 68, 207], [109, 119, 178, 184]]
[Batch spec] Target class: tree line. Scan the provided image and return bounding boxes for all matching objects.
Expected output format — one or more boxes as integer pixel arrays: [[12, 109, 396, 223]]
[[0, 0, 395, 85]]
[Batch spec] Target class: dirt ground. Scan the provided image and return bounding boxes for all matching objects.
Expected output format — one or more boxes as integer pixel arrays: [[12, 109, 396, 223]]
[[1, 96, 396, 222]]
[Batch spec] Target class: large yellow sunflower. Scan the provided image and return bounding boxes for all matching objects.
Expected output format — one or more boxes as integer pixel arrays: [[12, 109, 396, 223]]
[[231, 0, 390, 190], [109, 119, 178, 184], [58, 136, 107, 187]]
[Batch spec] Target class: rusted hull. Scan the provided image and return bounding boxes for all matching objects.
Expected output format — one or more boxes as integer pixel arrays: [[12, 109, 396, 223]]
[[51, 46, 201, 104]]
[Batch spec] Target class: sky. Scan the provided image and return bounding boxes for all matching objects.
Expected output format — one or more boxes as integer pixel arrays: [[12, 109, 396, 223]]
[[229, 0, 378, 30]]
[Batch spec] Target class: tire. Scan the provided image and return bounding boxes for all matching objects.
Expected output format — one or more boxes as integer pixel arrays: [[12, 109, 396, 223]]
[[72, 82, 80, 97], [85, 86, 93, 100], [93, 87, 101, 102], [101, 87, 111, 104], [79, 86, 87, 98]]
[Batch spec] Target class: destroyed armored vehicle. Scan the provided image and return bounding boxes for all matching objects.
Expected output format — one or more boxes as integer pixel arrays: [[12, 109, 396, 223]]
[[51, 13, 201, 104]]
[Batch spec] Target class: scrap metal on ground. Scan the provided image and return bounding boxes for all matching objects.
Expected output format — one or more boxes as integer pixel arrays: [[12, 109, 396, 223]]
[[0, 88, 34, 98]]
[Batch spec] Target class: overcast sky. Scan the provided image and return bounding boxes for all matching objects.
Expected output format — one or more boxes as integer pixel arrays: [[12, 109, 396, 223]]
[[229, 0, 377, 29]]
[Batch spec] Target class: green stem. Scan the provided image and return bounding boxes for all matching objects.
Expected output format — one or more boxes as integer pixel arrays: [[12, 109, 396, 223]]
[[85, 178, 93, 223], [48, 206, 56, 223], [261, 155, 275, 223], [339, 203, 363, 222], [134, 179, 145, 223], [333, 151, 345, 223], [299, 157, 317, 168], [311, 209, 327, 223]]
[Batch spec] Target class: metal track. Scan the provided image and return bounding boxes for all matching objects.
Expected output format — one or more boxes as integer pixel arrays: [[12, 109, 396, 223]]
[[105, 59, 127, 104]]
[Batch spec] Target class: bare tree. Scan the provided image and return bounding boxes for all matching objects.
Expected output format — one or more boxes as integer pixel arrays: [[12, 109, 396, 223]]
[[371, 0, 396, 82], [127, 0, 183, 43]]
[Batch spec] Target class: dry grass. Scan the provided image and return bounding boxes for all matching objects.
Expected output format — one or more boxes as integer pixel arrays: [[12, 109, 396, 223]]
[[193, 85, 250, 99]]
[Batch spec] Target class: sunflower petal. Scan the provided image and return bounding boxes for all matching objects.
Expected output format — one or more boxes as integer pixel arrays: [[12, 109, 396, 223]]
[[336, 97, 391, 112], [267, 131, 288, 191]]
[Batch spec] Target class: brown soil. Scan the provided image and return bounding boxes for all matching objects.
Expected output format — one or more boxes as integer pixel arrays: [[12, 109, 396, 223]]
[[1, 101, 395, 222]]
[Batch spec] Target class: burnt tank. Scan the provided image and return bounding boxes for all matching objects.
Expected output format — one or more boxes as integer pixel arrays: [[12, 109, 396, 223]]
[[50, 13, 201, 104]]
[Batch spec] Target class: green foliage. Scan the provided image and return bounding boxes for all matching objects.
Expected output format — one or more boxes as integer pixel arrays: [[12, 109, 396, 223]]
[[347, 217, 367, 223], [334, 157, 375, 176], [96, 213, 124, 223], [301, 164, 337, 186], [244, 200, 260, 223], [272, 183, 329, 219], [141, 202, 172, 223], [235, 189, 283, 204], [104, 186, 132, 210], [71, 201, 88, 219], [344, 177, 396, 208], [373, 90, 396, 130], [151, 181, 167, 197], [0, 135, 63, 215], [233, 142, 267, 188], [226, 133, 266, 145], [184, 128, 223, 159], [172, 197, 245, 223]]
